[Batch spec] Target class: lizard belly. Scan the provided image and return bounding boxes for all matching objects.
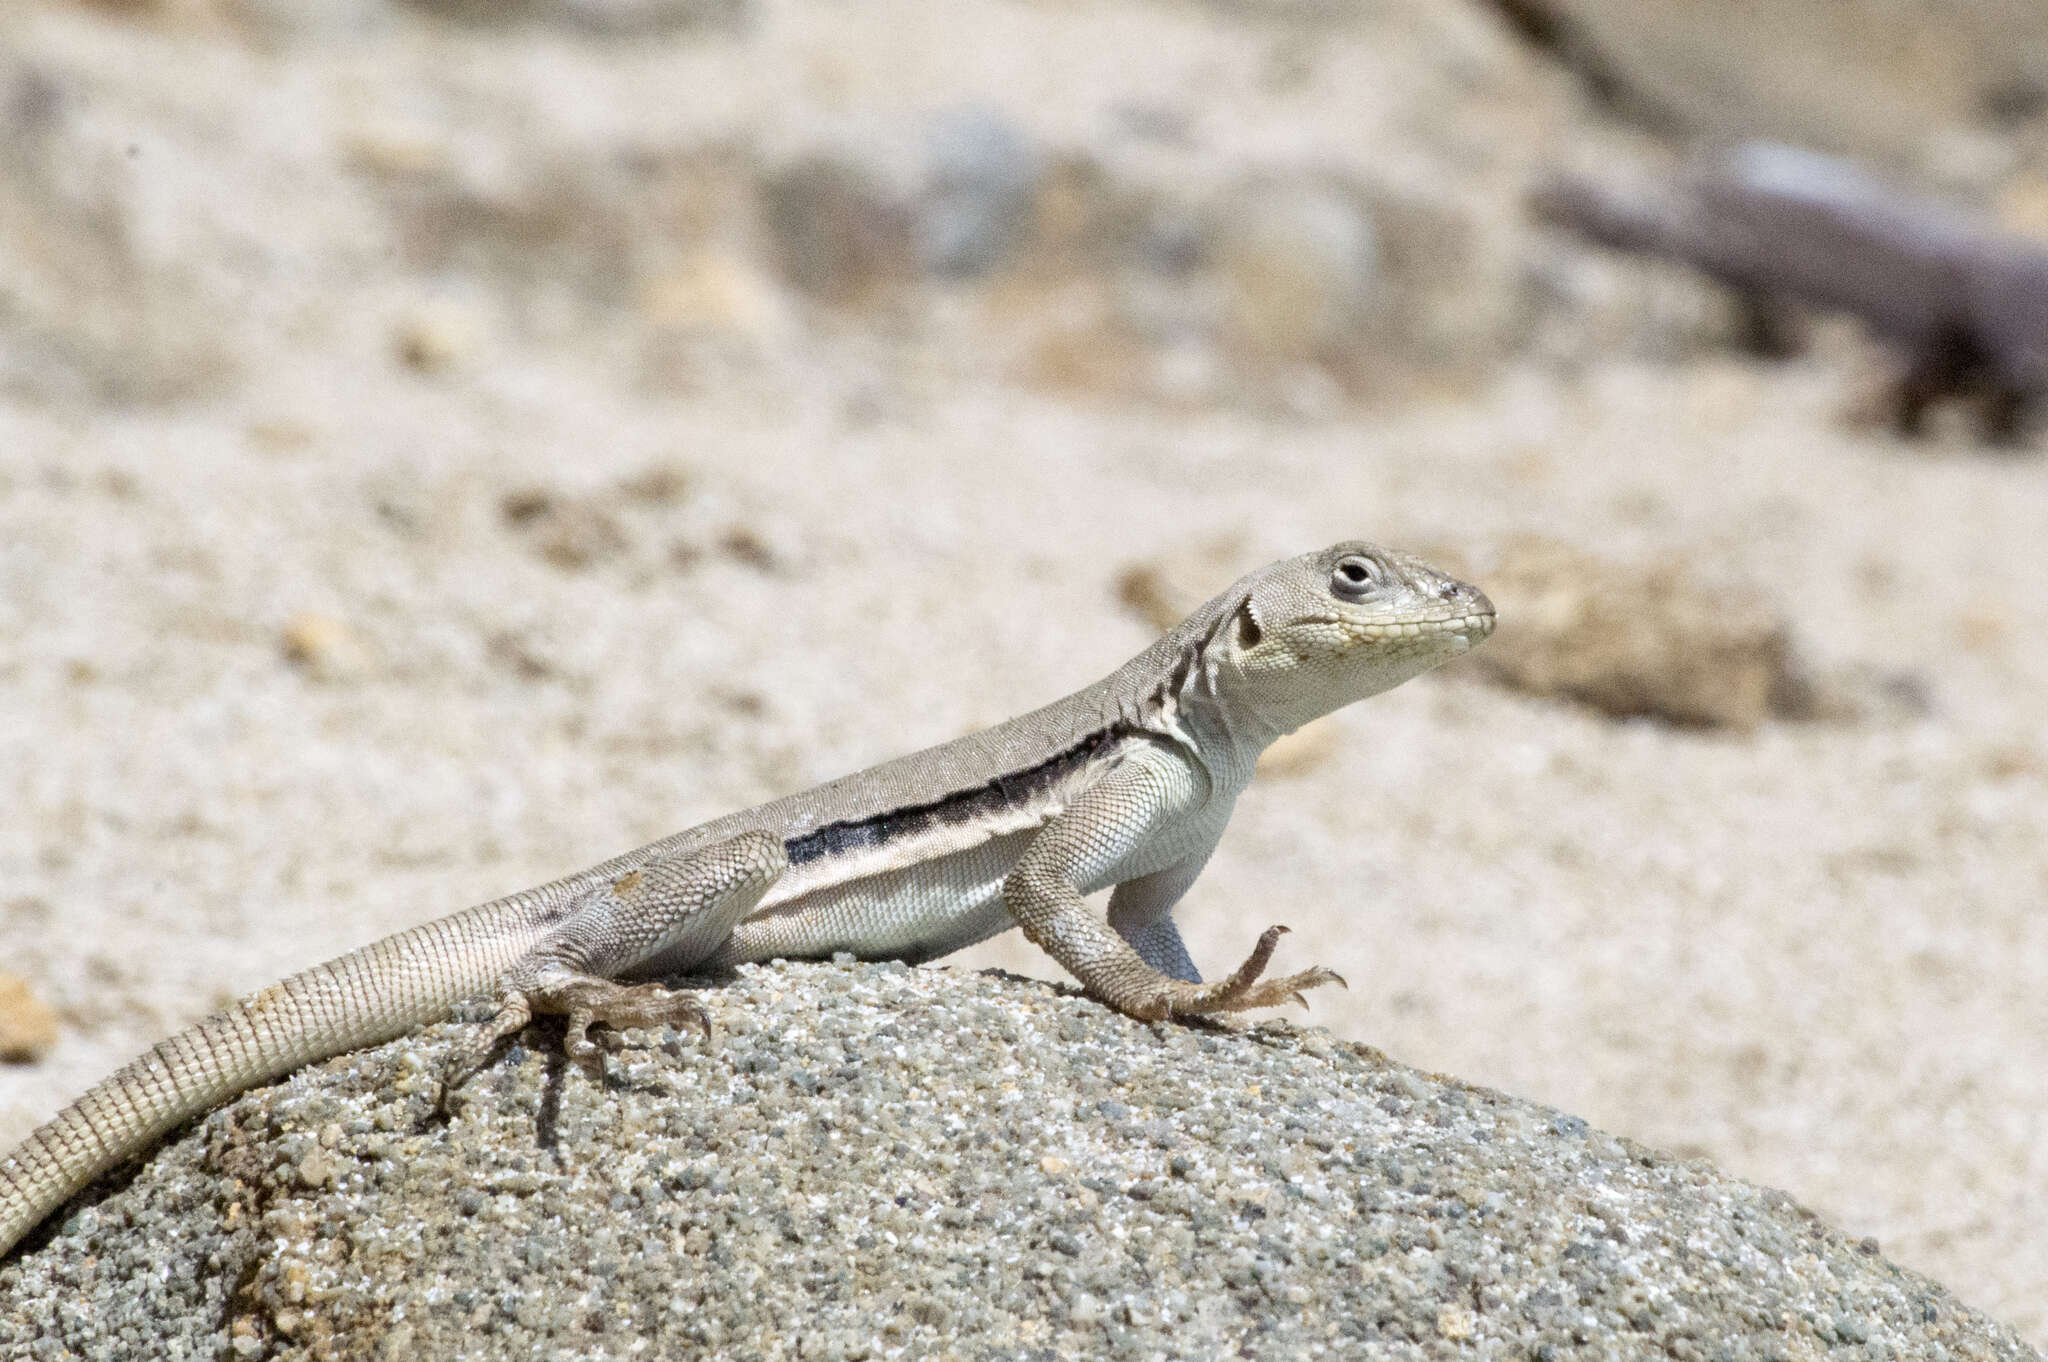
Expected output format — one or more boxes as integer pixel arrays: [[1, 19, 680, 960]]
[[713, 829, 1038, 966]]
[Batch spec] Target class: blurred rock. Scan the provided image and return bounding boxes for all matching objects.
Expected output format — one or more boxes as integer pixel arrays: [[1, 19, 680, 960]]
[[1114, 537, 1251, 633], [1489, 0, 2048, 174], [1212, 176, 1380, 366], [1998, 170, 2048, 241], [500, 490, 630, 571], [347, 42, 1528, 406], [1114, 560, 1184, 633], [917, 108, 1041, 278], [716, 523, 788, 574], [486, 630, 557, 682], [120, 0, 244, 17], [1020, 287, 1153, 399], [1015, 153, 1136, 278], [760, 154, 916, 306], [1521, 233, 1754, 369], [382, 155, 628, 307], [61, 0, 223, 18], [280, 613, 372, 683], [391, 300, 480, 376], [1009, 158, 1517, 406], [0, 61, 236, 404], [218, 0, 392, 40], [374, 145, 748, 328], [1359, 182, 1521, 379], [397, 0, 750, 37], [0, 976, 57, 1064], [1254, 722, 1339, 778], [1451, 536, 1802, 731], [342, 125, 444, 180], [245, 418, 316, 454], [614, 462, 691, 505], [1776, 662, 1933, 727], [637, 246, 790, 342]]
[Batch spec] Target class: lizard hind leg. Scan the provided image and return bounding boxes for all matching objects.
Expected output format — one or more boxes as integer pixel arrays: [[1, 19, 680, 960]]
[[442, 831, 785, 1100]]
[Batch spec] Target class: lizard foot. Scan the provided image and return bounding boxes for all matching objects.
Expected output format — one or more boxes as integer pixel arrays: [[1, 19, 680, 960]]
[[441, 975, 710, 1107], [549, 977, 712, 1072], [1148, 926, 1347, 1018]]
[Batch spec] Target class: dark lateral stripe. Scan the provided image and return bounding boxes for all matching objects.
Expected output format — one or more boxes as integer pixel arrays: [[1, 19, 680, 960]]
[[784, 728, 1120, 868]]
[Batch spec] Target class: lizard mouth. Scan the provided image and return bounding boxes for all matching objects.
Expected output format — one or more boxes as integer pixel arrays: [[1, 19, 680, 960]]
[[1312, 609, 1497, 650], [1446, 609, 1497, 651]]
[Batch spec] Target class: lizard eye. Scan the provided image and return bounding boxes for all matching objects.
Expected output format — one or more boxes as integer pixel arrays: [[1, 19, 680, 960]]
[[1330, 556, 1384, 602]]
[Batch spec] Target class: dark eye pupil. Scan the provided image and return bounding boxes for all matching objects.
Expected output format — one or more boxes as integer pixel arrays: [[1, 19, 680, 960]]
[[1341, 563, 1367, 581]]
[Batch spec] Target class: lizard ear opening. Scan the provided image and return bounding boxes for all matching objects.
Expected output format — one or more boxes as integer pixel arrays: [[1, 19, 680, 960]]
[[1232, 599, 1265, 650]]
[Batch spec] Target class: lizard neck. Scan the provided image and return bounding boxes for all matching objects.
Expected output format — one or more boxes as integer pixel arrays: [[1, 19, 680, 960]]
[[1130, 634, 1280, 799]]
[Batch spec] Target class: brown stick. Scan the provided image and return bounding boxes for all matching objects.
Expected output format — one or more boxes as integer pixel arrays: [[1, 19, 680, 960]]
[[1535, 143, 2048, 444]]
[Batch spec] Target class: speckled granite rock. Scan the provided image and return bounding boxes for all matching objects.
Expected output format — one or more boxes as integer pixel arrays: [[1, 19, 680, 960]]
[[0, 964, 2034, 1361]]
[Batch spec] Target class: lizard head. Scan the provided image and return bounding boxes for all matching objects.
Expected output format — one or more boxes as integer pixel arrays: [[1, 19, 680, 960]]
[[1205, 541, 1495, 737]]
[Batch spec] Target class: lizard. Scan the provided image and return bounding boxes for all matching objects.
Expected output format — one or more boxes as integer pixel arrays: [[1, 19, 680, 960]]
[[0, 540, 1494, 1260]]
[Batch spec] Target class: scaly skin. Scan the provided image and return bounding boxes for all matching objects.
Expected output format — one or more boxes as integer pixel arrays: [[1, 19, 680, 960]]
[[0, 542, 1493, 1259]]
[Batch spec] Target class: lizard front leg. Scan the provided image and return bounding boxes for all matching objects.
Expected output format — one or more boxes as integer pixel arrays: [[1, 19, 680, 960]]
[[1005, 744, 1342, 1021], [1107, 851, 1217, 983], [446, 830, 785, 1094]]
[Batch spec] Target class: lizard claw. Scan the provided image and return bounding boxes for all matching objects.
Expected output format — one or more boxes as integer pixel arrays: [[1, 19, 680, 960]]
[[1126, 927, 1344, 1018]]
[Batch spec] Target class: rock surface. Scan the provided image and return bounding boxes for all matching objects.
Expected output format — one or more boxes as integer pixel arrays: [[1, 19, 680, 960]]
[[0, 965, 2034, 1361]]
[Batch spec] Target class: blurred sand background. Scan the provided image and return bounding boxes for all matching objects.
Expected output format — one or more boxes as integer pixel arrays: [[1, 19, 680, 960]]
[[0, 0, 2043, 1342]]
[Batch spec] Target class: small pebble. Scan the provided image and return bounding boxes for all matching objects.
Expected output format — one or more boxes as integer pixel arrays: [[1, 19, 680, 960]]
[[0, 976, 58, 1063]]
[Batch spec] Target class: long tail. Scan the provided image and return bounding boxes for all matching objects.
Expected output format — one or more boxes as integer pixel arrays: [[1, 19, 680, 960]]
[[0, 896, 554, 1259]]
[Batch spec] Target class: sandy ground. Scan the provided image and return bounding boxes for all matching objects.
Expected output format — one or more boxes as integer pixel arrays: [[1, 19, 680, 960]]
[[1, 0, 2044, 1344]]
